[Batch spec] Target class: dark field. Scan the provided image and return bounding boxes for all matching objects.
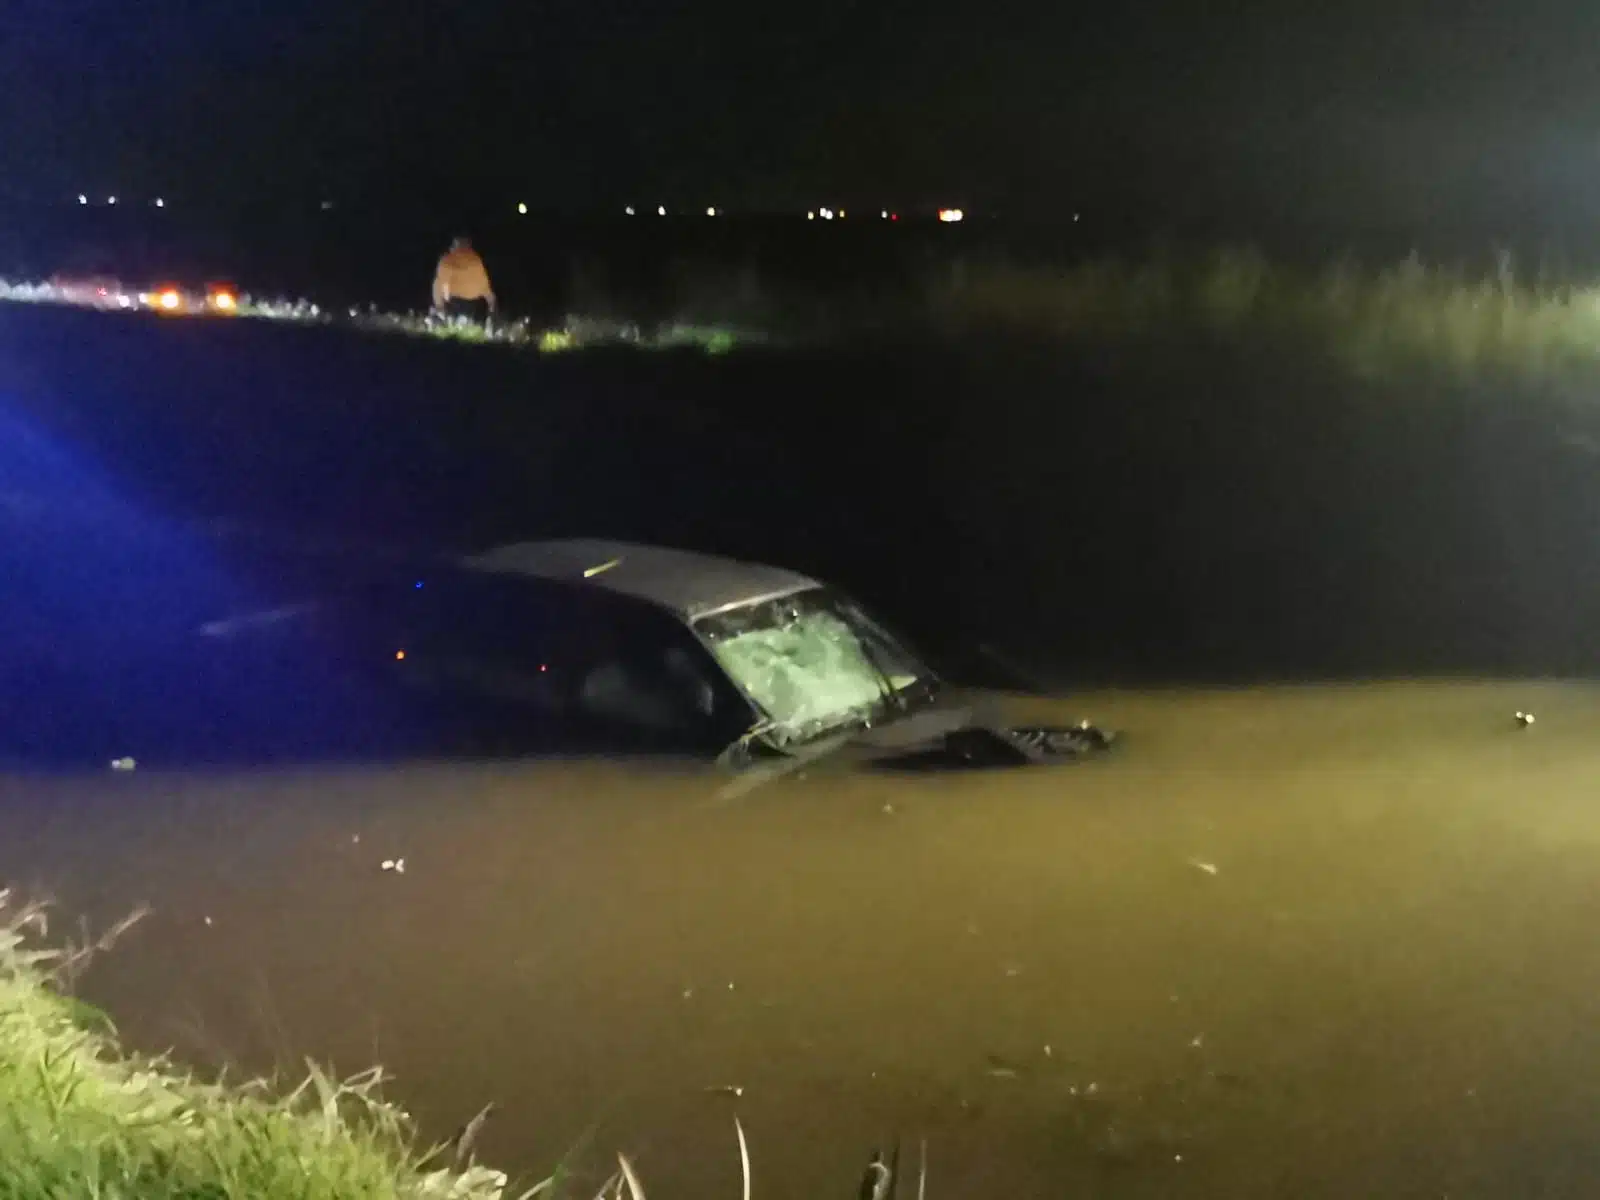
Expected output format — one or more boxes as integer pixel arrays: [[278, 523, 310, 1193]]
[[5, 302, 1600, 1195], [8, 302, 1600, 682]]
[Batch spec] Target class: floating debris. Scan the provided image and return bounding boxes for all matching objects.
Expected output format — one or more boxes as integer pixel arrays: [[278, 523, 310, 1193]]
[[704, 1084, 745, 1098], [1188, 859, 1219, 876], [1515, 711, 1536, 728], [985, 1052, 1022, 1078], [381, 858, 406, 874], [109, 757, 137, 772]]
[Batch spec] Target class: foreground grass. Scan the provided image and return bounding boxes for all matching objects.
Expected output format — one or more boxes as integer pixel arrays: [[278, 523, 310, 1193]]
[[934, 249, 1600, 383], [0, 893, 514, 1200]]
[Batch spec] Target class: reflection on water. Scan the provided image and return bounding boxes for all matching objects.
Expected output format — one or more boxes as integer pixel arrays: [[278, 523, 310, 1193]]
[[3, 680, 1599, 1198]]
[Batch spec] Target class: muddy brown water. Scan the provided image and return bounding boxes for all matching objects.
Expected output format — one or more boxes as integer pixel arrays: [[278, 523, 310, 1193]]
[[3, 681, 1599, 1198]]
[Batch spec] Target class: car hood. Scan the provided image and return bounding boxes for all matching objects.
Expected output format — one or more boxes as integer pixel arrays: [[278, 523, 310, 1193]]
[[726, 688, 1116, 783]]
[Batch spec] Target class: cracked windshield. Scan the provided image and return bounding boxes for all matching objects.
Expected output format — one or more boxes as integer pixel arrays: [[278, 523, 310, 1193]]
[[694, 588, 925, 745]]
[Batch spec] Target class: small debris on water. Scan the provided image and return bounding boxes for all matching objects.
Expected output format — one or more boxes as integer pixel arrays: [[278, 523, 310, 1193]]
[[1044, 1044, 1053, 1057], [351, 834, 361, 844], [681, 987, 694, 1000], [202, 916, 213, 927], [1189, 1034, 1205, 1049], [882, 802, 896, 815], [381, 858, 406, 874], [109, 757, 137, 772], [1188, 859, 1219, 876], [1003, 963, 1022, 977], [985, 1052, 1021, 1078], [704, 1084, 744, 1097], [1515, 711, 1536, 728], [727, 981, 735, 991]]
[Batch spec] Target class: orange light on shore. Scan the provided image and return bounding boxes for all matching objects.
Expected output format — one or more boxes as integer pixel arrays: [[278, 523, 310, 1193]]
[[210, 290, 236, 311], [158, 289, 181, 310]]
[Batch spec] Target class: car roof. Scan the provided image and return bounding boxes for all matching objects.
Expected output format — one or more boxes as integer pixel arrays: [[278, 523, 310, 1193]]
[[460, 539, 820, 621]]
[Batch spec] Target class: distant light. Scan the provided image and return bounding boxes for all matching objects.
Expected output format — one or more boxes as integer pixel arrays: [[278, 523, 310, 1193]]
[[414, 580, 424, 589], [807, 210, 815, 220], [107, 196, 117, 206], [706, 206, 717, 216], [153, 197, 164, 208], [625, 205, 635, 215], [657, 205, 667, 216], [77, 194, 87, 205], [1072, 212, 1081, 222], [938, 208, 964, 223], [517, 201, 528, 215], [321, 200, 334, 211], [210, 290, 236, 311], [839, 209, 845, 219], [820, 207, 833, 220], [158, 289, 180, 310], [881, 210, 888, 219], [891, 212, 899, 222], [395, 649, 406, 661]]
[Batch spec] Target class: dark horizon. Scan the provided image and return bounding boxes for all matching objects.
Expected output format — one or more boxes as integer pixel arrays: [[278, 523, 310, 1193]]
[[8, 1, 1600, 226]]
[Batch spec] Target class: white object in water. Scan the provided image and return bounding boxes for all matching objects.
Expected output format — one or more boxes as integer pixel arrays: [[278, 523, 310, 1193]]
[[381, 858, 406, 874], [109, 757, 137, 772]]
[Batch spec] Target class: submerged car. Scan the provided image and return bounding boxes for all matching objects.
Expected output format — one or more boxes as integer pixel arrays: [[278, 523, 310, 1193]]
[[189, 540, 1116, 772], [9, 540, 1115, 771]]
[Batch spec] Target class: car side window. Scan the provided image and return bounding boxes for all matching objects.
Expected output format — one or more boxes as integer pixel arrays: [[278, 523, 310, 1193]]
[[377, 574, 747, 752], [568, 603, 742, 748]]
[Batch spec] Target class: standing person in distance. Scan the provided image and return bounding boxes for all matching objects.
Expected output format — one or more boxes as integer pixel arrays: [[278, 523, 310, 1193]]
[[432, 236, 496, 323]]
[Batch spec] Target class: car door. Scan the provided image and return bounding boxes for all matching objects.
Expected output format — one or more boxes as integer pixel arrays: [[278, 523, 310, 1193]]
[[377, 573, 747, 760]]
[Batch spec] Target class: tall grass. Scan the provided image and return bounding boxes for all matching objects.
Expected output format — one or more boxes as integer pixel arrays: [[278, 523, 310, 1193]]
[[933, 249, 1600, 382], [0, 891, 515, 1199]]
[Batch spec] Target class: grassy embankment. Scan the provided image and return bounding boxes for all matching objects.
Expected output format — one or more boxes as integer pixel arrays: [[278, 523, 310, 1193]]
[[0, 893, 523, 1200], [934, 249, 1600, 384]]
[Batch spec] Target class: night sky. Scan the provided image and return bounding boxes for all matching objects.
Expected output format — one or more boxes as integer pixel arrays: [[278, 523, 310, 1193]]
[[6, 1, 1600, 220]]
